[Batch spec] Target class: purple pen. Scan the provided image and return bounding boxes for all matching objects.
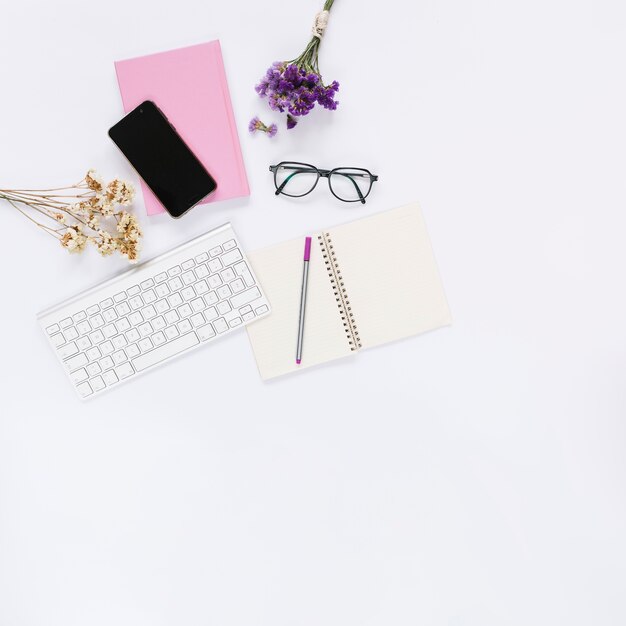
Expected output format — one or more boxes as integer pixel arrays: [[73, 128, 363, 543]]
[[296, 237, 312, 365]]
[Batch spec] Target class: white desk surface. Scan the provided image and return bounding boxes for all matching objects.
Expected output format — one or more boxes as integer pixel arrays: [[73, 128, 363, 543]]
[[1, 1, 625, 624]]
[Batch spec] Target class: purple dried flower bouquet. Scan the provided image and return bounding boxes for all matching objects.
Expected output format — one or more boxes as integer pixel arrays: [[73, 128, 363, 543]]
[[254, 0, 339, 131]]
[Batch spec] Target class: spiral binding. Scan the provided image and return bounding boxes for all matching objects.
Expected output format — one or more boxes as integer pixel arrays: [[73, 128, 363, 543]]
[[318, 232, 362, 351]]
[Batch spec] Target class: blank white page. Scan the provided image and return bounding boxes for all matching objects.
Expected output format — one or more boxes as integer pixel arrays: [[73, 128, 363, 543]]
[[246, 235, 353, 380], [327, 202, 452, 349]]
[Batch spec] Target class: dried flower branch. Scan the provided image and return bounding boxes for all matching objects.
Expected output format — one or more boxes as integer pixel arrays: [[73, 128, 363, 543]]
[[0, 170, 142, 262]]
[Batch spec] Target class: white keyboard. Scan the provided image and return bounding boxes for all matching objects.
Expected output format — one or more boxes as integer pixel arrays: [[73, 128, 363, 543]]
[[38, 223, 270, 399]]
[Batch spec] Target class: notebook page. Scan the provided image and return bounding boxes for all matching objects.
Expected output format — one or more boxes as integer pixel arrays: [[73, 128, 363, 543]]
[[246, 236, 353, 380], [327, 202, 452, 350]]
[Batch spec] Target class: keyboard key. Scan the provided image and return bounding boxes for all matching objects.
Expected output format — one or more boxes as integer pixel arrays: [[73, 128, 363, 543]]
[[230, 278, 245, 293], [132, 332, 199, 372], [204, 292, 218, 306], [76, 381, 93, 398], [178, 304, 192, 318], [128, 311, 143, 326], [217, 301, 231, 315], [116, 302, 131, 316], [182, 271, 196, 286], [86, 346, 102, 362], [168, 293, 183, 308], [71, 368, 88, 384], [143, 289, 157, 304], [208, 258, 223, 273], [149, 315, 163, 331], [100, 298, 114, 309], [73, 311, 87, 322], [87, 305, 100, 316], [191, 298, 205, 313], [91, 376, 105, 392], [114, 291, 127, 302], [181, 287, 195, 301], [195, 264, 209, 279], [141, 278, 155, 290], [100, 356, 114, 371], [77, 336, 92, 351], [152, 331, 166, 346], [209, 245, 223, 257], [130, 296, 144, 310], [165, 326, 180, 340], [155, 272, 168, 283], [126, 328, 140, 343], [190, 313, 205, 328], [138, 322, 153, 337], [221, 249, 243, 266], [112, 350, 127, 365], [126, 344, 140, 358], [164, 310, 180, 325], [91, 314, 105, 328], [223, 239, 236, 250], [50, 333, 65, 348], [58, 342, 78, 359], [217, 285, 232, 299], [230, 287, 262, 309], [239, 305, 252, 315], [208, 275, 222, 289], [60, 318, 72, 329], [221, 268, 236, 282], [143, 305, 157, 320], [77, 320, 92, 335], [103, 308, 118, 323], [177, 319, 192, 334], [102, 370, 118, 386], [234, 262, 255, 287], [103, 324, 116, 339], [115, 318, 131, 333], [90, 330, 105, 344], [197, 324, 216, 341], [195, 252, 209, 264], [182, 259, 195, 271], [64, 327, 79, 342], [229, 317, 242, 328], [155, 283, 170, 298], [100, 341, 114, 355], [194, 280, 209, 295], [65, 353, 88, 371], [168, 276, 183, 291], [112, 335, 128, 349], [115, 362, 134, 379], [138, 338, 153, 352], [204, 307, 218, 321], [213, 318, 228, 333], [255, 304, 269, 315], [155, 299, 170, 314], [168, 265, 181, 276], [87, 362, 101, 377], [242, 311, 255, 322], [127, 285, 140, 296]]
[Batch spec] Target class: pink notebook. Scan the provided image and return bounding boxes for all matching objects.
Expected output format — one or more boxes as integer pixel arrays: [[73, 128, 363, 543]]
[[114, 41, 249, 216]]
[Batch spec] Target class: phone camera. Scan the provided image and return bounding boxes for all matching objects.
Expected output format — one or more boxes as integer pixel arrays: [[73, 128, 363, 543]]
[[139, 108, 143, 114]]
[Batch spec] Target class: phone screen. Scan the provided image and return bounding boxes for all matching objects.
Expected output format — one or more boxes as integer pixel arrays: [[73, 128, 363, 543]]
[[108, 101, 217, 218]]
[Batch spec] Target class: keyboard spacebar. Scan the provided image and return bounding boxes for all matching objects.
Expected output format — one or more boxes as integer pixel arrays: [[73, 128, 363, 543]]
[[132, 332, 199, 372]]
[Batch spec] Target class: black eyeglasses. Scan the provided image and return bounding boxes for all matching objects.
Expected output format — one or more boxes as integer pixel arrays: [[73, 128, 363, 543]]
[[269, 162, 379, 204]]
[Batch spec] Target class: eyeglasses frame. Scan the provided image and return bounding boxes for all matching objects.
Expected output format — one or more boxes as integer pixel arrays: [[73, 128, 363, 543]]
[[269, 161, 379, 204]]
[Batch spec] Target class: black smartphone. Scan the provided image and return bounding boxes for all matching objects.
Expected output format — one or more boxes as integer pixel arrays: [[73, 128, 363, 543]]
[[108, 100, 217, 218]]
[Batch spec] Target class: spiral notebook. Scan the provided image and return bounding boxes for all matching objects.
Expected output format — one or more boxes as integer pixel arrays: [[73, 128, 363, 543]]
[[246, 202, 452, 380]]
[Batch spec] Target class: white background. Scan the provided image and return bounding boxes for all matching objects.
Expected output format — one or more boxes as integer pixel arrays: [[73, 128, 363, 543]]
[[1, 0, 625, 624]]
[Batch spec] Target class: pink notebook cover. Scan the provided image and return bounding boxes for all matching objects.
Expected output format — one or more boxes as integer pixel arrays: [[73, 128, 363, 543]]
[[114, 40, 249, 216]]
